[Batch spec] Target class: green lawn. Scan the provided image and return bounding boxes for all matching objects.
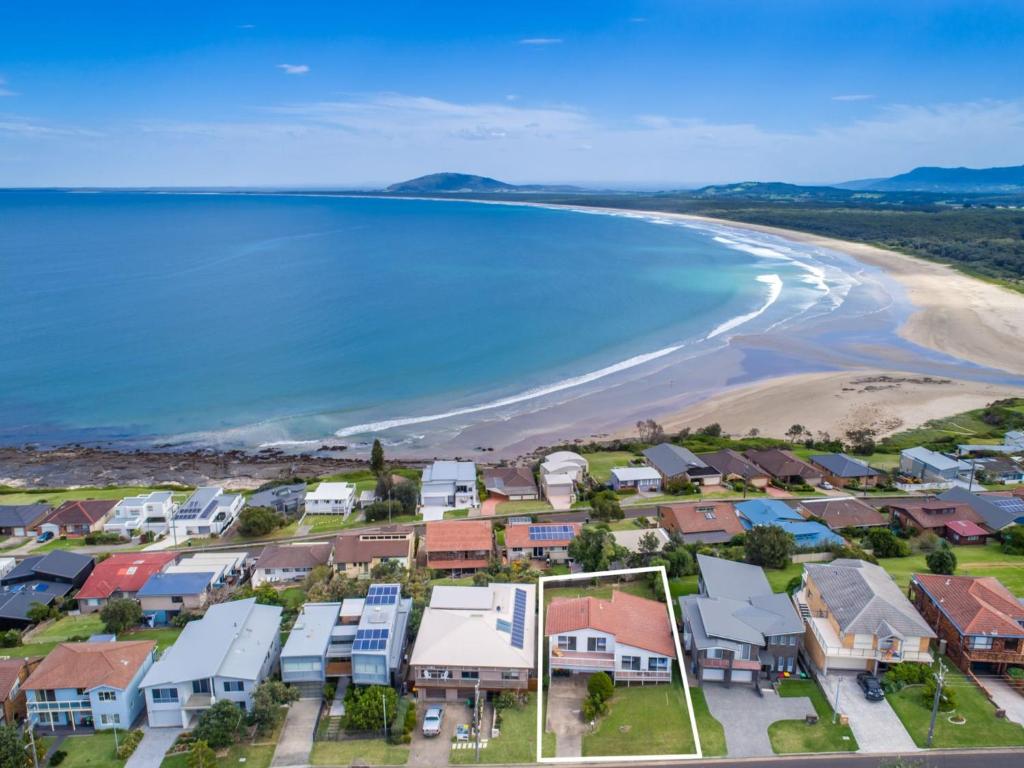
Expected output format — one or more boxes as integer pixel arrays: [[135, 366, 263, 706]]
[[280, 586, 308, 611], [162, 743, 276, 768], [887, 659, 1024, 748], [669, 576, 699, 598], [444, 508, 470, 519], [542, 579, 658, 607], [878, 542, 1024, 595], [688, 687, 726, 757], [34, 537, 89, 553], [310, 740, 409, 766], [768, 679, 857, 754], [0, 625, 180, 660], [582, 451, 640, 484], [494, 499, 553, 515], [582, 675, 697, 757], [57, 732, 125, 768], [0, 486, 191, 506], [29, 614, 105, 643], [676, 561, 800, 596], [450, 694, 539, 764]]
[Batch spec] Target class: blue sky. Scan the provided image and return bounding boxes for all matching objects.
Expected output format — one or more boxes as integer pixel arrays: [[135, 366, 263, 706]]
[[1, 1, 1022, 187]]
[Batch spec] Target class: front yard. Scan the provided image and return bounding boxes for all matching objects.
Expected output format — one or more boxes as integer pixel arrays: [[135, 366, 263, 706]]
[[767, 679, 857, 754], [162, 744, 276, 768], [449, 694, 539, 764], [886, 660, 1024, 748], [688, 687, 726, 757], [582, 676, 697, 757], [309, 739, 409, 766], [56, 732, 125, 768]]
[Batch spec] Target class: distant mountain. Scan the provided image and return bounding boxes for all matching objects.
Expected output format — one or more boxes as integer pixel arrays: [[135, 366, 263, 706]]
[[384, 172, 583, 194], [839, 164, 1024, 193]]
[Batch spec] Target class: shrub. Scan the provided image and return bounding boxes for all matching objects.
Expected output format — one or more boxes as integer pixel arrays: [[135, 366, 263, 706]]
[[744, 525, 795, 569], [237, 506, 286, 537], [100, 597, 143, 634], [0, 630, 21, 648], [922, 677, 957, 711], [364, 500, 404, 523], [926, 547, 957, 575], [912, 530, 942, 553], [865, 528, 910, 558], [84, 531, 125, 546], [114, 730, 144, 760], [172, 611, 200, 628], [1007, 667, 1024, 680], [1001, 525, 1024, 555], [324, 683, 337, 702], [581, 692, 608, 722], [587, 672, 614, 703], [49, 752, 67, 767], [882, 662, 932, 692]]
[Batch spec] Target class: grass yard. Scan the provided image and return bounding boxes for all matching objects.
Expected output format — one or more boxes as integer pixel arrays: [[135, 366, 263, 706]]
[[688, 687, 726, 757], [764, 562, 805, 593], [0, 485, 191, 507], [887, 659, 1024, 748], [1, 625, 181, 660], [582, 675, 697, 757], [450, 694, 539, 764], [57, 732, 124, 768], [29, 613, 105, 643], [280, 586, 308, 611], [878, 542, 1024, 594], [444, 508, 470, 519], [162, 744, 276, 768], [582, 452, 640, 484], [542, 578, 658, 607], [495, 499, 553, 515], [768, 679, 857, 754], [669, 576, 699, 597], [309, 740, 409, 766]]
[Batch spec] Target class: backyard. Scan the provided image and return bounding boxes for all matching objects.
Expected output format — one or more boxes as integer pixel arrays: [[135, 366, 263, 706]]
[[877, 542, 1024, 594], [449, 694, 539, 764], [542, 578, 658, 607], [581, 675, 697, 757], [767, 679, 858, 754], [582, 451, 639, 484]]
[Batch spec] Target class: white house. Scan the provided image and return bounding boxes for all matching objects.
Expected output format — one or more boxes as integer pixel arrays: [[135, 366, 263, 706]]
[[610, 466, 663, 492], [540, 473, 577, 510], [546, 590, 675, 683], [104, 491, 176, 536], [170, 487, 244, 538], [540, 451, 589, 483], [420, 461, 479, 509], [304, 482, 356, 517]]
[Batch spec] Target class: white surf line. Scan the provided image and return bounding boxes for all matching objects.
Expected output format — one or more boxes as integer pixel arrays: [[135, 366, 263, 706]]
[[705, 274, 783, 339]]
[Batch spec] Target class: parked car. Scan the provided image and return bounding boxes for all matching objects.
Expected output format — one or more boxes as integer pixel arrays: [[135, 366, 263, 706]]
[[820, 481, 834, 490], [422, 706, 444, 737], [856, 672, 885, 702], [36, 531, 54, 543]]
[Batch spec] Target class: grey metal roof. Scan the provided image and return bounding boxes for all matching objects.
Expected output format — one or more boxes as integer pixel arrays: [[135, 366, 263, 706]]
[[247, 483, 307, 513], [430, 585, 493, 610], [679, 596, 745, 654], [901, 447, 960, 472], [423, 461, 476, 483], [938, 487, 1016, 530], [697, 554, 772, 601], [0, 504, 51, 528], [809, 453, 881, 478], [696, 598, 765, 645], [32, 551, 94, 580], [642, 443, 708, 478], [804, 559, 935, 638]]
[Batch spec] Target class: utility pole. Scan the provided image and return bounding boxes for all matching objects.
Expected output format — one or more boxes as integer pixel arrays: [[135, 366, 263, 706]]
[[382, 689, 388, 741], [927, 660, 947, 748], [26, 723, 39, 768], [474, 678, 481, 763], [832, 677, 842, 724]]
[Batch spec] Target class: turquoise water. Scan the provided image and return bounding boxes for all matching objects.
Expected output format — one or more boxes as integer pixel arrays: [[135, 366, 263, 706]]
[[0, 192, 840, 448]]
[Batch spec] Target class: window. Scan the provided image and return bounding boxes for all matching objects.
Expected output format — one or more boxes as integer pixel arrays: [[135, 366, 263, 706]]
[[421, 669, 451, 680], [969, 636, 993, 650], [192, 679, 211, 694], [97, 691, 117, 702], [1005, 639, 1020, 652], [223, 681, 245, 692], [706, 648, 726, 660], [501, 669, 519, 681], [587, 637, 607, 653], [557, 636, 577, 652], [151, 688, 179, 704], [620, 656, 641, 671], [171, 596, 184, 604], [648, 657, 669, 672], [100, 714, 121, 725], [75, 688, 86, 696], [460, 670, 479, 680]]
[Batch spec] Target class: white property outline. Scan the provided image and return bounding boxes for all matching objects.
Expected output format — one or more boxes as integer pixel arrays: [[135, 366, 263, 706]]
[[535, 565, 703, 763]]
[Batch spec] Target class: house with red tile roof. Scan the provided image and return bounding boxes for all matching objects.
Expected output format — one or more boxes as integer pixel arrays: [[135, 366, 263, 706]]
[[0, 657, 38, 726], [657, 501, 744, 544], [505, 522, 581, 564], [424, 520, 494, 575], [888, 498, 990, 544], [35, 500, 117, 537], [546, 589, 675, 683], [76, 552, 179, 613], [910, 573, 1024, 674]]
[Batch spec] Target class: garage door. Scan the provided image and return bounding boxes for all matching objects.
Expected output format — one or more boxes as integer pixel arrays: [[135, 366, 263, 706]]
[[702, 668, 725, 681], [147, 708, 182, 728], [827, 657, 870, 672], [731, 670, 754, 683]]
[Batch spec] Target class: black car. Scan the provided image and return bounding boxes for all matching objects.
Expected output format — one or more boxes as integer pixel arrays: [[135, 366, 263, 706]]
[[856, 672, 885, 702]]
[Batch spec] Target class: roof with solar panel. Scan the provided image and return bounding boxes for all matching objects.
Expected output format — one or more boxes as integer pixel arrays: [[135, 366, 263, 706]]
[[505, 522, 581, 549]]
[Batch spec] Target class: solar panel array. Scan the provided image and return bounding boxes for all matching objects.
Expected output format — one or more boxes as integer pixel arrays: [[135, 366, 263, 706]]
[[353, 628, 390, 651], [528, 524, 575, 541], [366, 585, 399, 605], [993, 497, 1024, 516], [510, 588, 527, 649]]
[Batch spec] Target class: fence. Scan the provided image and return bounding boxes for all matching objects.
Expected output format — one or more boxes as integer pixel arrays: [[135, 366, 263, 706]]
[[791, 552, 836, 564]]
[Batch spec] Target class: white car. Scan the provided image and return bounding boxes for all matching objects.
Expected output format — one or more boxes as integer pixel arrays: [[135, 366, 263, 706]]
[[820, 481, 833, 490], [422, 706, 444, 737]]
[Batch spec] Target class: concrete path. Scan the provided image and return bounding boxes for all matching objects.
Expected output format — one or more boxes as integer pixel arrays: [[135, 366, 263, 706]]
[[703, 684, 815, 757], [980, 677, 1024, 726], [546, 676, 588, 758], [819, 673, 919, 753], [125, 726, 181, 768], [271, 698, 321, 767]]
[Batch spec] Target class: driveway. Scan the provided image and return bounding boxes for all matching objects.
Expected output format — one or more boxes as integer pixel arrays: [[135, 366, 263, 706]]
[[125, 726, 181, 768], [545, 676, 588, 758], [819, 673, 918, 753], [980, 677, 1024, 726], [271, 698, 321, 766], [408, 701, 458, 767], [703, 684, 815, 757]]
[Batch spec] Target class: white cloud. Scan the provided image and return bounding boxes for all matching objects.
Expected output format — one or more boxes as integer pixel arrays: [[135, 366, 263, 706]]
[[519, 38, 562, 45], [0, 116, 101, 137], [277, 64, 310, 75], [832, 94, 875, 101], [0, 77, 16, 97]]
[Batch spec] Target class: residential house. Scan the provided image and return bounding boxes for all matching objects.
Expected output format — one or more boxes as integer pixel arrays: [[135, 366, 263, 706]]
[[141, 598, 282, 727], [957, 431, 1024, 455], [137, 572, 216, 625], [973, 456, 1024, 485], [539, 472, 577, 510], [697, 449, 770, 489], [169, 551, 249, 586], [251, 543, 333, 587], [247, 483, 307, 516], [36, 500, 117, 537], [0, 658, 36, 726], [899, 447, 969, 484], [505, 522, 581, 564], [735, 499, 845, 548], [643, 443, 722, 486], [24, 641, 155, 731], [483, 467, 539, 501], [76, 552, 179, 613], [104, 491, 176, 537], [333, 527, 415, 579], [887, 498, 990, 544], [743, 449, 823, 487], [540, 451, 588, 483], [658, 502, 744, 545], [794, 559, 936, 674], [424, 520, 494, 575], [547, 590, 675, 684], [0, 559, 12, 581], [681, 555, 804, 685], [612, 527, 671, 554], [281, 584, 412, 696], [410, 583, 536, 701], [793, 497, 886, 531], [420, 461, 479, 510], [304, 482, 356, 517], [808, 454, 883, 488], [0, 552, 94, 629], [609, 466, 662, 492], [0, 504, 50, 537], [909, 573, 1024, 675], [170, 487, 244, 538], [937, 487, 1024, 531]]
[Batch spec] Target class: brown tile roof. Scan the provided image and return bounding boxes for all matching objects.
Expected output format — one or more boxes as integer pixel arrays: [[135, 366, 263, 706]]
[[797, 498, 885, 530], [743, 449, 822, 481], [889, 500, 987, 531], [914, 573, 1024, 637], [658, 502, 743, 536], [40, 500, 117, 527], [546, 590, 675, 657], [333, 527, 413, 563], [697, 449, 769, 481], [0, 658, 28, 702], [255, 543, 332, 571], [424, 520, 493, 554], [483, 467, 538, 496], [23, 641, 155, 691], [946, 520, 989, 538], [505, 522, 581, 549], [77, 552, 179, 600]]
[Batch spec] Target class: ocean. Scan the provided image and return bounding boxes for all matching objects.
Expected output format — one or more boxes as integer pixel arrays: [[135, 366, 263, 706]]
[[0, 191, 862, 451]]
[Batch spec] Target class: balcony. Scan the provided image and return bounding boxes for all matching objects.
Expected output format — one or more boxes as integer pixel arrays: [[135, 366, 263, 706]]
[[963, 647, 1024, 665], [616, 669, 672, 683], [28, 699, 91, 714], [549, 651, 615, 672], [802, 607, 932, 665]]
